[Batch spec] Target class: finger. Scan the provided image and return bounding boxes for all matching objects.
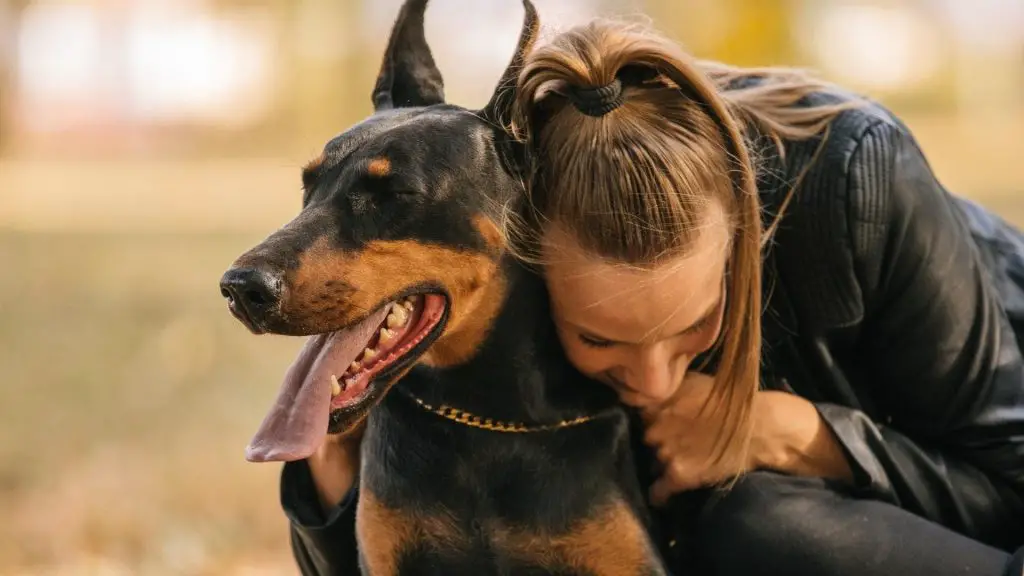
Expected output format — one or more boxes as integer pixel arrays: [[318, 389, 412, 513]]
[[650, 458, 687, 507], [643, 423, 678, 448], [639, 405, 662, 425], [648, 478, 670, 508], [649, 475, 686, 508], [642, 410, 674, 444], [642, 424, 663, 446], [643, 414, 692, 447], [655, 444, 674, 465]]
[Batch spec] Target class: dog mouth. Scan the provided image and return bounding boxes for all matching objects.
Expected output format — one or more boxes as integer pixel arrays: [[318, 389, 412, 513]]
[[245, 293, 447, 463], [328, 293, 447, 412]]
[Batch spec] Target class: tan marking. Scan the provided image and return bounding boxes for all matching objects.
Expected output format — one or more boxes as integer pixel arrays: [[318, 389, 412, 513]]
[[418, 215, 507, 366], [356, 491, 417, 576], [473, 214, 506, 252], [356, 491, 654, 574], [356, 491, 465, 575], [367, 157, 392, 178], [419, 267, 505, 368], [494, 500, 656, 575], [285, 226, 505, 367]]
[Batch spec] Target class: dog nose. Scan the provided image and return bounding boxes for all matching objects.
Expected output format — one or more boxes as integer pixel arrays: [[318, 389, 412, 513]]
[[219, 267, 283, 326]]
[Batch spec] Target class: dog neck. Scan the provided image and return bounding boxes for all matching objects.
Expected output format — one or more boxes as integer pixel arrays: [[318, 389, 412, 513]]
[[401, 257, 619, 425]]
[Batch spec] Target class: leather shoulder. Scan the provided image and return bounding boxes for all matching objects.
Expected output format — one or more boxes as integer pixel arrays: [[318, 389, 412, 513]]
[[758, 94, 904, 331]]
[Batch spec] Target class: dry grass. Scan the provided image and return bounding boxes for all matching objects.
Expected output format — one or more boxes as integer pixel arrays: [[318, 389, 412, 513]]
[[0, 232, 306, 574]]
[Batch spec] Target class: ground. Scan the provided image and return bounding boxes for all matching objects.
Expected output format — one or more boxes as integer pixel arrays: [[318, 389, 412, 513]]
[[0, 231, 304, 574], [0, 148, 1020, 574]]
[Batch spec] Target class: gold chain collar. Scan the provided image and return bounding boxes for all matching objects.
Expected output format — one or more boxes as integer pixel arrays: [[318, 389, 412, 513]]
[[398, 388, 605, 433]]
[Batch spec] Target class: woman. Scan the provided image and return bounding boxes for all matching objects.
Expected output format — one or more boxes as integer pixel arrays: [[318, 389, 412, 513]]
[[280, 19, 1024, 575]]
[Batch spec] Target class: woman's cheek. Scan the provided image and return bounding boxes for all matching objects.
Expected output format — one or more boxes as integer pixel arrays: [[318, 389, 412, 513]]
[[553, 327, 600, 375], [562, 342, 609, 377]]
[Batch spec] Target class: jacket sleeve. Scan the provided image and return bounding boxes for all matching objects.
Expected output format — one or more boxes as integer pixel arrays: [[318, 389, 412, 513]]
[[280, 460, 361, 575], [816, 119, 1024, 547]]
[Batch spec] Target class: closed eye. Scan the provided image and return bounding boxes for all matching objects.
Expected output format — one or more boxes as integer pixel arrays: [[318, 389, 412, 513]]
[[579, 333, 617, 348], [682, 313, 715, 335], [359, 173, 422, 198], [576, 311, 717, 349]]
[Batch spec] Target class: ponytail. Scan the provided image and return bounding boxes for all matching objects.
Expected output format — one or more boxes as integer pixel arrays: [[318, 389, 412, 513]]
[[507, 19, 851, 478]]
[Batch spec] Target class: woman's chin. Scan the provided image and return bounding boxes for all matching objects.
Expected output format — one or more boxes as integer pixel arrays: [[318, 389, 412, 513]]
[[611, 389, 653, 410], [621, 387, 681, 411]]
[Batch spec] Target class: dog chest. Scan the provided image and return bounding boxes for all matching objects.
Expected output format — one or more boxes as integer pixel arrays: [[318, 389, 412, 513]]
[[354, 400, 669, 575]]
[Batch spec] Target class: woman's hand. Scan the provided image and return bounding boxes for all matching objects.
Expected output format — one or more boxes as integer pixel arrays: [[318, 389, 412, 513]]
[[640, 373, 740, 505], [641, 373, 853, 506], [306, 424, 365, 513]]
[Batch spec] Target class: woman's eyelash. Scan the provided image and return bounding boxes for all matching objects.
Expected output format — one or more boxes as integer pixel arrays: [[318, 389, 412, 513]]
[[579, 333, 615, 348], [685, 315, 714, 334], [579, 314, 716, 348]]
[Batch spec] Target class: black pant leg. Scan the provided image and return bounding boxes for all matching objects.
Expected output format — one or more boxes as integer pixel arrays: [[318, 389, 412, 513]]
[[682, 471, 1018, 576]]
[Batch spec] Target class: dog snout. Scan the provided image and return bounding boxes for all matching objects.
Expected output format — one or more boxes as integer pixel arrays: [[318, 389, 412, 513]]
[[219, 267, 284, 331]]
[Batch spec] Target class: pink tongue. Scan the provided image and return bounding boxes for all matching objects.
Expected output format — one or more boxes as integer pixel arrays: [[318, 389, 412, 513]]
[[245, 305, 392, 463]]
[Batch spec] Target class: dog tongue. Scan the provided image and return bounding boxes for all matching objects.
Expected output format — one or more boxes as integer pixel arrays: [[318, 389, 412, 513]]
[[245, 305, 392, 463]]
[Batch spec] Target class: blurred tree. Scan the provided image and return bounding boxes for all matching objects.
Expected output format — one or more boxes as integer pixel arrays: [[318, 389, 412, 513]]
[[204, 0, 375, 157], [643, 0, 800, 67], [288, 0, 376, 154]]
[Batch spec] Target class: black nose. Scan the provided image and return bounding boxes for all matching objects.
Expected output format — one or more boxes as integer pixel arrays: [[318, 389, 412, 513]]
[[219, 267, 283, 327]]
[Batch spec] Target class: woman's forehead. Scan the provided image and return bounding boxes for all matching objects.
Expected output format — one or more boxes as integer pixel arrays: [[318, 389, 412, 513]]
[[545, 232, 728, 340]]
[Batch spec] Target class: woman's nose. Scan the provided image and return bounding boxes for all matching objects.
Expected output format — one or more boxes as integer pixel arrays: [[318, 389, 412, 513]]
[[626, 347, 683, 401]]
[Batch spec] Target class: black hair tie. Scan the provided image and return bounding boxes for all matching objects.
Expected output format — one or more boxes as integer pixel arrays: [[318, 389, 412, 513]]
[[565, 78, 624, 117]]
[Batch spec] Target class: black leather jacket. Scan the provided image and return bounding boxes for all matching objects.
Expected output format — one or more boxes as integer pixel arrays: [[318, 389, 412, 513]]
[[278, 91, 1024, 574], [747, 91, 1024, 551]]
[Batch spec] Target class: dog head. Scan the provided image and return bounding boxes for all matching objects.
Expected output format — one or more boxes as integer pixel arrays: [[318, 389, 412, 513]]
[[219, 0, 538, 462]]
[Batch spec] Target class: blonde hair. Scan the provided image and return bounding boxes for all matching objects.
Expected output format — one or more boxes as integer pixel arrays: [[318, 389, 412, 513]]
[[508, 19, 859, 477]]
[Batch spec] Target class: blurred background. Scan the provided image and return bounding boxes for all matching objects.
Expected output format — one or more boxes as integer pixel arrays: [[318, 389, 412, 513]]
[[1, 0, 1022, 573]]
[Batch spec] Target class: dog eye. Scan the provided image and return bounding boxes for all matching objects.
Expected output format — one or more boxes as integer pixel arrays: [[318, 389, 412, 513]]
[[355, 168, 425, 200], [368, 176, 421, 198]]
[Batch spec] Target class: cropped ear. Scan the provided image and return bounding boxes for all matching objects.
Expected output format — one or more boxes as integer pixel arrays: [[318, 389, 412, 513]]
[[372, 0, 445, 111], [479, 0, 539, 129]]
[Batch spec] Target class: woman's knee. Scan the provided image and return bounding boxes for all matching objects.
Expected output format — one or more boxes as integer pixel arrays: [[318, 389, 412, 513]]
[[692, 471, 846, 573], [691, 471, 1019, 576]]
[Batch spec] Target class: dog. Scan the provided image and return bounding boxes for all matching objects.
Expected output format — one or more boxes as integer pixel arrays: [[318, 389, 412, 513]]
[[219, 1, 670, 573]]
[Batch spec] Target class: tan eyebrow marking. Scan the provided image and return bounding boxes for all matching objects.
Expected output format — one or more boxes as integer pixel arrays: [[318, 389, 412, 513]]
[[367, 157, 392, 178]]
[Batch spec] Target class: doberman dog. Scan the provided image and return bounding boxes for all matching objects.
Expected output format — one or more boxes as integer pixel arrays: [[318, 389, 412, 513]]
[[219, 1, 670, 574]]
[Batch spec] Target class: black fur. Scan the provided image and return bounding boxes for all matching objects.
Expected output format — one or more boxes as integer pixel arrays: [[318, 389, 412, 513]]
[[220, 1, 669, 573]]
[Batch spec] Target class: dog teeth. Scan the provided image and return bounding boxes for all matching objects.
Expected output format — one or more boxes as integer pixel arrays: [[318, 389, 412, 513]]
[[330, 374, 342, 397], [379, 327, 395, 344], [387, 305, 409, 328], [349, 361, 361, 373], [402, 299, 415, 311], [362, 347, 377, 360]]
